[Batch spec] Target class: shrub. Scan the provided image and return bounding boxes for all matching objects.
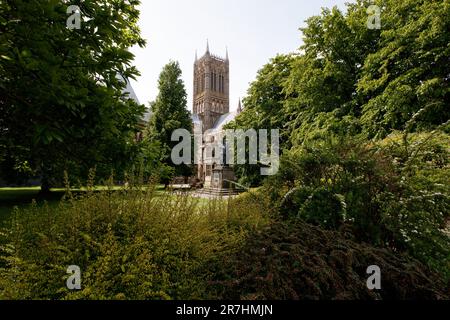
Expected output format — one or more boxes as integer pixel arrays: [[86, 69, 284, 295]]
[[0, 182, 269, 300], [265, 133, 450, 278], [208, 220, 450, 300]]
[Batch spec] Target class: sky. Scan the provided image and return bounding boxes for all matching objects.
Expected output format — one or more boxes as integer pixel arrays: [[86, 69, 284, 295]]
[[130, 0, 351, 113]]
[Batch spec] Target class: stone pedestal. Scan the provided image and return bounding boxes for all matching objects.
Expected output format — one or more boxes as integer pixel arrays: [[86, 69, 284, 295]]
[[211, 165, 236, 189]]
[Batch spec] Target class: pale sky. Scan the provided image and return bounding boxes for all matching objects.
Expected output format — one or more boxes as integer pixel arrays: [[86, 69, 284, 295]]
[[130, 0, 351, 113]]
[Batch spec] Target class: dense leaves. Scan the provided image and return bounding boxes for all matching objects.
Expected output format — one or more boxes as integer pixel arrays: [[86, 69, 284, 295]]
[[265, 134, 450, 278], [358, 0, 450, 137], [230, 0, 449, 157], [226, 0, 450, 283], [0, 182, 269, 300], [146, 61, 192, 179], [0, 0, 146, 189], [209, 220, 450, 300]]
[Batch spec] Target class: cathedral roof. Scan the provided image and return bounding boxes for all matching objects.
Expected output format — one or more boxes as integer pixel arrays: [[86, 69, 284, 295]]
[[116, 73, 152, 123], [191, 113, 202, 125], [212, 111, 238, 131]]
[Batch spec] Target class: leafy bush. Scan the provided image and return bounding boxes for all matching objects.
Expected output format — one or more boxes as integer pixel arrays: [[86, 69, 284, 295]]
[[0, 182, 269, 300], [208, 220, 450, 300], [265, 133, 450, 278]]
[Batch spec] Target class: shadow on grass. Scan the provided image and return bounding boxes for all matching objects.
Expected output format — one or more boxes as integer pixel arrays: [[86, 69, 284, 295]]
[[0, 188, 66, 223], [0, 185, 167, 223]]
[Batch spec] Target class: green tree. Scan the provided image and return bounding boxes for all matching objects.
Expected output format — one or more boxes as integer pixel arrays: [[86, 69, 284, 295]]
[[358, 0, 450, 138], [146, 61, 192, 180], [233, 0, 449, 149], [284, 2, 379, 145], [226, 54, 295, 186], [0, 0, 146, 192]]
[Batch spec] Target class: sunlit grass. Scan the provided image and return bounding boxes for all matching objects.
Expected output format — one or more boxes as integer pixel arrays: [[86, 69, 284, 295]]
[[0, 185, 220, 223]]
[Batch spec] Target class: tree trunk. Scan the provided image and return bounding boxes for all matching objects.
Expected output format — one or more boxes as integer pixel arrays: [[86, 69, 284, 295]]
[[39, 165, 52, 197]]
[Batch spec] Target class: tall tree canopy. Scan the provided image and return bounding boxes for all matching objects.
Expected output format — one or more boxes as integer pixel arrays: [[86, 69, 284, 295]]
[[225, 54, 295, 186], [146, 61, 192, 177], [357, 0, 450, 137], [0, 0, 146, 191], [233, 0, 449, 145], [228, 0, 450, 185]]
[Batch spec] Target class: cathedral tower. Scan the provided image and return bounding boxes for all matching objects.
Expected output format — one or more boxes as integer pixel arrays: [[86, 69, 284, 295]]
[[193, 41, 229, 130]]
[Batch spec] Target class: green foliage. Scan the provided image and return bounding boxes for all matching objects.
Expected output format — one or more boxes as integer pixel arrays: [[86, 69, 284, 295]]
[[0, 0, 146, 188], [146, 61, 192, 178], [230, 0, 449, 154], [221, 0, 449, 282], [265, 133, 450, 278], [225, 54, 295, 186], [358, 0, 450, 137], [209, 220, 450, 300], [229, 54, 295, 147], [131, 139, 175, 184], [0, 181, 269, 300]]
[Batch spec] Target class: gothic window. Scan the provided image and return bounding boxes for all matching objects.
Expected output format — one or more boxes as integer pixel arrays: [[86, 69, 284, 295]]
[[210, 72, 213, 90], [214, 73, 219, 91]]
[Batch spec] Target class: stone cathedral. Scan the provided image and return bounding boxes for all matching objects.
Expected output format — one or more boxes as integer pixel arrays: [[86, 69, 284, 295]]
[[192, 42, 242, 191]]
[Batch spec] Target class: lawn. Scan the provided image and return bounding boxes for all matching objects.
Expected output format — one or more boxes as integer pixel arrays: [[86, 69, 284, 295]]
[[0, 185, 212, 225], [0, 187, 65, 224]]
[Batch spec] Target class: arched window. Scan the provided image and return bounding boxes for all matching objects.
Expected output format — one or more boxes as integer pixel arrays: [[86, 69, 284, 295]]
[[210, 72, 213, 90]]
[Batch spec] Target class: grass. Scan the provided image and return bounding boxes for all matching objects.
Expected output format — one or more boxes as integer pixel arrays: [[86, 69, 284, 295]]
[[0, 187, 64, 224], [0, 185, 213, 225], [0, 183, 269, 300]]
